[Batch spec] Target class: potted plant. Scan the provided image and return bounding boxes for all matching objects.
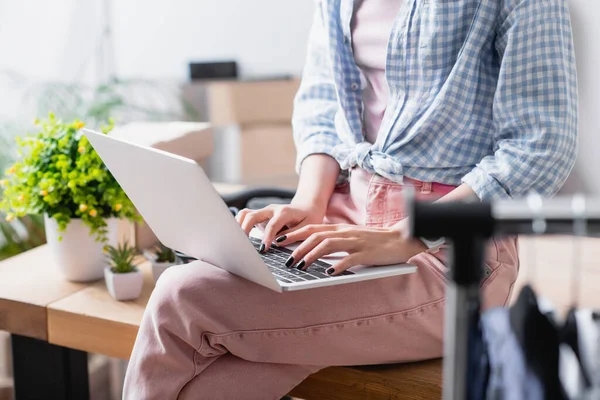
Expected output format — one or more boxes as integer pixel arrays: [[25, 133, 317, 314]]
[[104, 242, 144, 301], [0, 114, 140, 282], [144, 243, 180, 283]]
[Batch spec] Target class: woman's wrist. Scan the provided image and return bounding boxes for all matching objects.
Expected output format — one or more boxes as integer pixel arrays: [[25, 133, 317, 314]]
[[292, 154, 340, 216], [290, 198, 327, 219], [291, 188, 330, 211], [390, 219, 428, 255]]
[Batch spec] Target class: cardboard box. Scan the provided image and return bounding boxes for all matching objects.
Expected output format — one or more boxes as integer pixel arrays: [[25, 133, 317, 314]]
[[208, 124, 298, 187], [181, 78, 301, 187], [110, 122, 214, 163], [205, 79, 300, 125], [240, 125, 297, 181]]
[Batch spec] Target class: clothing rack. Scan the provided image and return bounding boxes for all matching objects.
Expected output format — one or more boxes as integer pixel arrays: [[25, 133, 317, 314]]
[[408, 195, 600, 400]]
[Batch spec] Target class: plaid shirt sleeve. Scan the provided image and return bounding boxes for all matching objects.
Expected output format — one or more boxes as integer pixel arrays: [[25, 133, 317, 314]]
[[292, 2, 343, 173], [461, 0, 578, 200]]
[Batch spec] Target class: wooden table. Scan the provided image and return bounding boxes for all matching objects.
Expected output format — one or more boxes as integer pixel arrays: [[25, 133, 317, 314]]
[[0, 246, 90, 399], [47, 261, 153, 360], [0, 246, 86, 341]]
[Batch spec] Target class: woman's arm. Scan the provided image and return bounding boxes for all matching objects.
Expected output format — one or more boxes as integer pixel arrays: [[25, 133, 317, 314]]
[[291, 1, 343, 174], [461, 0, 577, 200], [264, 1, 579, 273], [291, 154, 340, 214], [436, 183, 477, 203], [236, 154, 340, 251], [237, 2, 343, 249]]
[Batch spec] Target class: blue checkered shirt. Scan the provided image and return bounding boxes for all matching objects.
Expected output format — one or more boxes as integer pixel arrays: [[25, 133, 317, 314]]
[[292, 0, 578, 200]]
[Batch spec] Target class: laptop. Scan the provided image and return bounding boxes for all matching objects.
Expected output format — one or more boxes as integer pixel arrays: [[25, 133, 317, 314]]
[[84, 129, 417, 292]]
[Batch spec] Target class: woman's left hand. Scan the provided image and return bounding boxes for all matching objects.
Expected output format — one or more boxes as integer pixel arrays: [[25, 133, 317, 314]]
[[274, 220, 427, 275]]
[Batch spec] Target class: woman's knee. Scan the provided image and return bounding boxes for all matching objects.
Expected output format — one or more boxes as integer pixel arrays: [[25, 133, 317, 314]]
[[150, 261, 216, 312]]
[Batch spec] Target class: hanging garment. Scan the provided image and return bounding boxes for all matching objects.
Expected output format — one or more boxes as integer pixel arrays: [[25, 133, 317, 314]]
[[481, 307, 544, 400], [560, 310, 600, 400], [468, 319, 489, 400], [509, 285, 567, 400]]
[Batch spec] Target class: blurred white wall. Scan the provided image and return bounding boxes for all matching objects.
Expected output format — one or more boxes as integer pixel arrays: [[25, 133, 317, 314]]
[[112, 1, 314, 79], [0, 0, 314, 81], [564, 1, 600, 195], [0, 1, 92, 81]]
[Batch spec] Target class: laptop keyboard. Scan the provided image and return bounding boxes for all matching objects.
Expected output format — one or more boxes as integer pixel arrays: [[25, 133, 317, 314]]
[[249, 237, 353, 284]]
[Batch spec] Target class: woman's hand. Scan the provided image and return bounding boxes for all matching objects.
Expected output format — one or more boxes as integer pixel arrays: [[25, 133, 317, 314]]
[[235, 201, 326, 251], [275, 220, 427, 275], [236, 154, 341, 252]]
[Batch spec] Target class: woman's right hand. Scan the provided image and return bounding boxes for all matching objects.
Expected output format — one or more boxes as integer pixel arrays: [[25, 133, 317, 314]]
[[236, 154, 341, 251], [235, 201, 325, 252]]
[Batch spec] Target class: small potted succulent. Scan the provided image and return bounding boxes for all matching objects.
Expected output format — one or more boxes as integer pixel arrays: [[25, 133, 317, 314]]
[[144, 243, 180, 283], [104, 241, 144, 301]]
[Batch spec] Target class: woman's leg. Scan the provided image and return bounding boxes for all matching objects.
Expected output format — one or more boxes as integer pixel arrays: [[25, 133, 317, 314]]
[[123, 170, 518, 399], [123, 259, 447, 400], [178, 354, 319, 399]]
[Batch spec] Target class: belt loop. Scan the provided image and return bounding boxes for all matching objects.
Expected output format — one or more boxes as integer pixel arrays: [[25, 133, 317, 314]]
[[421, 182, 432, 195]]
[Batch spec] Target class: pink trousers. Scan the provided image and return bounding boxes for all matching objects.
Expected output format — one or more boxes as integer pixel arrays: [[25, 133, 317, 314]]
[[123, 169, 519, 400]]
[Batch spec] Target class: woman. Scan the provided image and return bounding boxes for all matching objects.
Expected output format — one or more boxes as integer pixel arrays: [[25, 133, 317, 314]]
[[124, 0, 577, 398]]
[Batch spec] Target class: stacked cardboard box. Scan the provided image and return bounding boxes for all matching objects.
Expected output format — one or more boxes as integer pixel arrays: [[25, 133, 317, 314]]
[[185, 79, 301, 189]]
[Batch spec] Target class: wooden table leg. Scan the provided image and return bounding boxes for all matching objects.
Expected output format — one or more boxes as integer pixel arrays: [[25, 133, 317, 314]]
[[10, 334, 89, 400]]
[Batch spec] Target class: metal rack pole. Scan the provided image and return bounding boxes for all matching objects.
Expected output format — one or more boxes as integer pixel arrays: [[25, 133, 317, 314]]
[[442, 238, 485, 400], [409, 196, 600, 400], [410, 200, 494, 400]]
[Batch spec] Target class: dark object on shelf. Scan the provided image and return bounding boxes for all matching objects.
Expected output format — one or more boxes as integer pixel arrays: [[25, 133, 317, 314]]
[[189, 61, 238, 81], [174, 187, 296, 264]]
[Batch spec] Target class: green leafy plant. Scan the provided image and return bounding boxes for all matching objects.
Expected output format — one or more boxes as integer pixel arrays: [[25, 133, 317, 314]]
[[155, 243, 176, 263], [0, 72, 197, 260], [0, 214, 46, 260], [106, 241, 141, 274], [0, 123, 46, 260], [0, 113, 141, 242]]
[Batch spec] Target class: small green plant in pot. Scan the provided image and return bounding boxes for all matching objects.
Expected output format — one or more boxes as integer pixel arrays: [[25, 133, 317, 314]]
[[144, 242, 180, 283], [104, 242, 144, 301], [155, 243, 176, 263], [0, 114, 141, 282]]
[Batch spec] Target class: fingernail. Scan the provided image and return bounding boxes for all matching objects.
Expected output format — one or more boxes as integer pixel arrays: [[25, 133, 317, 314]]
[[259, 243, 266, 254], [275, 235, 287, 243], [326, 268, 335, 275], [296, 260, 306, 270], [285, 256, 295, 268]]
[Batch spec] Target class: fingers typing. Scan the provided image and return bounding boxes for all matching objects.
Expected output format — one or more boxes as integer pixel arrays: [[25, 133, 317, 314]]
[[298, 238, 348, 270], [240, 209, 272, 235], [262, 211, 289, 252]]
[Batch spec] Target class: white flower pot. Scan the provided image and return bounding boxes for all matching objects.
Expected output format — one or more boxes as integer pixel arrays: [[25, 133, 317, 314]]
[[44, 215, 118, 282], [151, 260, 177, 283], [104, 267, 144, 301]]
